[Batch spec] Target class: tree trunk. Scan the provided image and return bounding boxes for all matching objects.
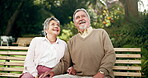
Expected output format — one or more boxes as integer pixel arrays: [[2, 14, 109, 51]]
[[119, 0, 139, 20], [4, 1, 24, 35]]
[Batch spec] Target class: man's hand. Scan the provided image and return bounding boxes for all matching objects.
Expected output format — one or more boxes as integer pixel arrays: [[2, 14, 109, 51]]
[[93, 72, 105, 78], [39, 71, 55, 78], [67, 67, 76, 75]]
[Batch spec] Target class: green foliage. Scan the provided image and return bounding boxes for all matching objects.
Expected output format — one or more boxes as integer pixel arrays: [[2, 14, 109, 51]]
[[59, 21, 77, 42], [58, 29, 72, 42], [88, 3, 124, 28], [141, 47, 148, 77], [106, 14, 148, 48]]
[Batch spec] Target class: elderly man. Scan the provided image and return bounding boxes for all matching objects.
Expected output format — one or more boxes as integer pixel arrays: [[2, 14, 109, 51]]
[[40, 8, 116, 78]]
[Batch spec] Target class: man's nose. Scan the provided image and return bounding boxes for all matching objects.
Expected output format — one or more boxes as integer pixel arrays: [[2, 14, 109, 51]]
[[79, 19, 84, 22], [79, 17, 83, 20]]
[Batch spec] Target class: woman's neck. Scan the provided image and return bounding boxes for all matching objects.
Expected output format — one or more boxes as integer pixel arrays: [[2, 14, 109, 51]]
[[46, 35, 57, 44]]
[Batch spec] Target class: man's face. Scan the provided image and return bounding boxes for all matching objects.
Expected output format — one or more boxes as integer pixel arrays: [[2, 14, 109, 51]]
[[45, 20, 60, 36], [74, 11, 90, 32]]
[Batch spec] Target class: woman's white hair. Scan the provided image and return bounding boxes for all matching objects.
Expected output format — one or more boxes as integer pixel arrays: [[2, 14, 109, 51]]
[[42, 17, 60, 35], [73, 8, 90, 22]]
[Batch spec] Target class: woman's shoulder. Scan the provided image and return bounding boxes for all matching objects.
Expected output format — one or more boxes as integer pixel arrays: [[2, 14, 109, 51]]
[[58, 38, 67, 44], [31, 37, 45, 41]]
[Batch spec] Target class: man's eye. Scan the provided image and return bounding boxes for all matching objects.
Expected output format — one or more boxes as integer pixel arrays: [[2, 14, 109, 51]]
[[76, 16, 80, 19], [82, 15, 86, 18]]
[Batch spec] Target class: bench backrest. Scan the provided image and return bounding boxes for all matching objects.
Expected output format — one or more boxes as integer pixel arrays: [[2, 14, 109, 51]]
[[113, 48, 141, 77], [14, 37, 33, 46], [0, 46, 28, 77], [0, 46, 141, 77]]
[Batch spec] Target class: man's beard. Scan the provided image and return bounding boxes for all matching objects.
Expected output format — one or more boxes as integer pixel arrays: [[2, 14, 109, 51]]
[[79, 25, 87, 30]]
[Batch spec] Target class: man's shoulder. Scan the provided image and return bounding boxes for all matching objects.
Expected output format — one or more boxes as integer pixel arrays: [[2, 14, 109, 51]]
[[93, 28, 106, 32], [70, 34, 79, 40], [93, 28, 108, 34], [92, 28, 108, 36]]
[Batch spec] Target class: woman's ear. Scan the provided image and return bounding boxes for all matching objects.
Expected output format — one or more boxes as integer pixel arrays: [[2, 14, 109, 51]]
[[44, 29, 47, 34]]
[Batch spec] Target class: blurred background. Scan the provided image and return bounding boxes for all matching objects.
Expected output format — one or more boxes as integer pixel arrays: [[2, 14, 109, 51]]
[[0, 0, 147, 77]]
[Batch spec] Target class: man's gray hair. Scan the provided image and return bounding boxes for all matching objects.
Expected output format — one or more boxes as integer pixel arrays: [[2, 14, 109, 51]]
[[73, 8, 90, 22], [42, 17, 60, 35]]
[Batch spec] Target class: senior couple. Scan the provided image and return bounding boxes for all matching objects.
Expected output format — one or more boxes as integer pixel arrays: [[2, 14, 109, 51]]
[[20, 8, 116, 78]]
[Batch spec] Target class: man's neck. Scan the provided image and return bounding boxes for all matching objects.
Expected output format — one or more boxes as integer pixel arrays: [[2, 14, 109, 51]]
[[78, 26, 93, 38], [79, 29, 87, 34], [79, 26, 92, 34], [79, 26, 89, 34]]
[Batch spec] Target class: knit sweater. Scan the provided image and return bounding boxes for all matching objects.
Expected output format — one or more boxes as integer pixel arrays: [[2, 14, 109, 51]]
[[52, 29, 116, 77]]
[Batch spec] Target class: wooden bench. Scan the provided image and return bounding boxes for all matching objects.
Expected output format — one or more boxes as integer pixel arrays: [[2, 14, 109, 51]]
[[12, 37, 33, 46], [0, 46, 28, 78], [0, 46, 142, 77], [113, 48, 141, 77]]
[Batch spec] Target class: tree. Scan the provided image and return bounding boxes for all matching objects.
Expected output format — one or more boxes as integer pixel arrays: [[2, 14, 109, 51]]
[[4, 0, 24, 35], [119, 0, 139, 20], [0, 0, 45, 37]]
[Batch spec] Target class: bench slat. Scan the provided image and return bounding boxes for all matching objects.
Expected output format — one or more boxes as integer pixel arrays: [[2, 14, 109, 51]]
[[116, 54, 141, 58], [114, 72, 141, 77], [114, 48, 141, 52], [0, 62, 24, 66], [0, 73, 21, 77], [0, 52, 27, 55], [0, 56, 25, 61], [0, 67, 23, 72], [113, 66, 141, 70], [0, 46, 28, 50], [115, 60, 141, 64]]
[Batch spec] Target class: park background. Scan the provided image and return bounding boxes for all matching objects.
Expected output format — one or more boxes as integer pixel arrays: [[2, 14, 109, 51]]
[[0, 0, 148, 77]]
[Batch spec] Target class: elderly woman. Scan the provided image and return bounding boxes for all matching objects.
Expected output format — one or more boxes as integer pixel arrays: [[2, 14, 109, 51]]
[[20, 17, 67, 78]]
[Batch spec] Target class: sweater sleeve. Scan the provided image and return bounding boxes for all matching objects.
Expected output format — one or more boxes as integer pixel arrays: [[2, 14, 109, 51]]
[[98, 29, 116, 76], [24, 38, 38, 77], [51, 41, 71, 75]]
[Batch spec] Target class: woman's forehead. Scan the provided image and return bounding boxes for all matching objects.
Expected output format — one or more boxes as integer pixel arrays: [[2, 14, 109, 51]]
[[49, 20, 59, 24]]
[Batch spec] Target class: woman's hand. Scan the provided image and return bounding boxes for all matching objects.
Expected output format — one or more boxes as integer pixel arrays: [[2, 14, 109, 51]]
[[39, 71, 55, 78]]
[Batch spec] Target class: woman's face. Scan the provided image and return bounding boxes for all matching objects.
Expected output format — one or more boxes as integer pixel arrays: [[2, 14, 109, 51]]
[[45, 20, 60, 36]]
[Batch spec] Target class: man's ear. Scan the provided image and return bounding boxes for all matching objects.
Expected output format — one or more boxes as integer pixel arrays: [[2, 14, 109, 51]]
[[73, 21, 77, 27]]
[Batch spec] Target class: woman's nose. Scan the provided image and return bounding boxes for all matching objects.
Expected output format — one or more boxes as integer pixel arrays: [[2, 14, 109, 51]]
[[54, 25, 59, 27]]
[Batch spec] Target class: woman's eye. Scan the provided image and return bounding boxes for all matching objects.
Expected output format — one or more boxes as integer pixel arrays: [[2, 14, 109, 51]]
[[51, 24, 55, 26]]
